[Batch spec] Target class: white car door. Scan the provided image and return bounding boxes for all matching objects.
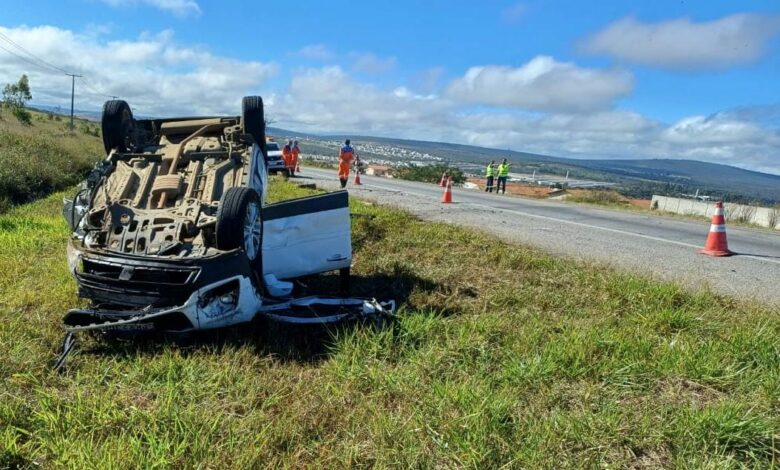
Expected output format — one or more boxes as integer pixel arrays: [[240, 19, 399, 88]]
[[261, 191, 352, 280]]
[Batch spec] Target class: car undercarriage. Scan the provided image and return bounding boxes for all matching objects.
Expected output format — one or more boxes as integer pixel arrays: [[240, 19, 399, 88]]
[[55, 96, 395, 369]]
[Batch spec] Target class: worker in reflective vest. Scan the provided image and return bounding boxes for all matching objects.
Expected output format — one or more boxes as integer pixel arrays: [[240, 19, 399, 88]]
[[496, 159, 510, 194], [485, 161, 495, 193], [338, 139, 355, 188], [290, 140, 301, 176], [282, 140, 293, 177]]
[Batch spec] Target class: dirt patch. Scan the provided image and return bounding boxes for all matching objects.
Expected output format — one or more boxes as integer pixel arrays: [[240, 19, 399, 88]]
[[466, 178, 554, 198], [629, 199, 652, 209]]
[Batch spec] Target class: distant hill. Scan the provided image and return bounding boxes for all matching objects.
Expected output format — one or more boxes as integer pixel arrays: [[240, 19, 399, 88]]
[[27, 105, 777, 204], [268, 128, 780, 204]]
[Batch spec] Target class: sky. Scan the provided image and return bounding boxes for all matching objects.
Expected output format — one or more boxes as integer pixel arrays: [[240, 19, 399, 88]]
[[1, 0, 779, 174]]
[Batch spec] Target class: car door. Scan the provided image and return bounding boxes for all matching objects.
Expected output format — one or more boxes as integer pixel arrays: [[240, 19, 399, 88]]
[[261, 191, 351, 280]]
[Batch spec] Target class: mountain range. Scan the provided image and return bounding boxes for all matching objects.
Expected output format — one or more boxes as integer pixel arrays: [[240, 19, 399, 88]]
[[30, 104, 779, 204]]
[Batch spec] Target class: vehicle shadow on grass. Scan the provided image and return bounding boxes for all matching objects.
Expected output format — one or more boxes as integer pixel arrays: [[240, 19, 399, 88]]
[[77, 267, 442, 367]]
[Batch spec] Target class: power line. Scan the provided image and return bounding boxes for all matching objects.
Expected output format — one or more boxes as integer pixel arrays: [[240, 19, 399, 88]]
[[0, 42, 65, 76], [0, 31, 119, 129], [0, 30, 71, 74], [79, 76, 117, 100]]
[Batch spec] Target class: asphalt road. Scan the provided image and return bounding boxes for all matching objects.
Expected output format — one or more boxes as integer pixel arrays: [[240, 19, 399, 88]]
[[297, 167, 780, 306]]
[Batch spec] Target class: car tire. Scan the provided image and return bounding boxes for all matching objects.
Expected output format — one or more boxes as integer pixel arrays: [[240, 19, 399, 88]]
[[215, 187, 262, 262], [242, 96, 266, 154], [101, 100, 135, 154]]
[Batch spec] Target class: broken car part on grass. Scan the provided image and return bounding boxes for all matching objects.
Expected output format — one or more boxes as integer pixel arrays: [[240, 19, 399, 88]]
[[57, 96, 395, 369]]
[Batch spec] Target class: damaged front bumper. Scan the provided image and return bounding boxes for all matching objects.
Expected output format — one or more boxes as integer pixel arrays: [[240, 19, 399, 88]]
[[63, 274, 396, 333]]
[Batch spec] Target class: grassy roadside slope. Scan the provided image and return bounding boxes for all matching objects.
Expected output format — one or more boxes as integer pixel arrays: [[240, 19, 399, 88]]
[[0, 109, 103, 212], [1, 181, 778, 468]]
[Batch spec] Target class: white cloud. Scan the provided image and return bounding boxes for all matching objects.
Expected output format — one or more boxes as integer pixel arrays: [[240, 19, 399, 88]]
[[0, 25, 277, 115], [1, 23, 776, 173], [267, 65, 779, 173], [295, 44, 335, 61], [445, 55, 633, 113], [97, 0, 201, 17], [580, 14, 780, 70], [351, 53, 398, 74], [409, 66, 445, 94], [501, 3, 527, 24], [275, 66, 451, 135]]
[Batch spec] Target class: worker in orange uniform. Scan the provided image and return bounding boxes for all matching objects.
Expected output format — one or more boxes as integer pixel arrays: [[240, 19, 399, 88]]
[[290, 140, 301, 176], [282, 140, 293, 177], [338, 139, 356, 188]]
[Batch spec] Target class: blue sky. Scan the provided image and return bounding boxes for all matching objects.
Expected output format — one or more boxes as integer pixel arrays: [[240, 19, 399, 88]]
[[1, 0, 779, 173]]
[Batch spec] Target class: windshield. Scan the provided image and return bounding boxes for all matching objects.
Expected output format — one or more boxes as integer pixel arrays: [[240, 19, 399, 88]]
[[266, 143, 280, 151]]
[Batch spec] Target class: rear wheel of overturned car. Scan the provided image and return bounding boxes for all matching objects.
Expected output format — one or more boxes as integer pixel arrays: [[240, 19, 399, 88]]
[[215, 187, 262, 262], [101, 99, 135, 154], [242, 96, 266, 151]]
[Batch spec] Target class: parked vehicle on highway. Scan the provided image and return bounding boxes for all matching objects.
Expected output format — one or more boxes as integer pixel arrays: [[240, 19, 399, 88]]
[[61, 96, 393, 344], [265, 141, 287, 175]]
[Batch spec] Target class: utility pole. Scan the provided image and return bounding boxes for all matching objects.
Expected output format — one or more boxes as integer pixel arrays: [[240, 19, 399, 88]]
[[66, 73, 82, 130]]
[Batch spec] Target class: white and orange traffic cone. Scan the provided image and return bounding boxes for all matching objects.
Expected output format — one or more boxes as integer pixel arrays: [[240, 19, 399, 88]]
[[353, 169, 362, 185], [439, 173, 448, 187], [441, 177, 453, 203], [699, 201, 733, 257]]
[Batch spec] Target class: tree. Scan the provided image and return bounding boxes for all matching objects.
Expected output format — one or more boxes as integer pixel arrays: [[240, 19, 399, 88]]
[[2, 74, 33, 125], [3, 74, 32, 108]]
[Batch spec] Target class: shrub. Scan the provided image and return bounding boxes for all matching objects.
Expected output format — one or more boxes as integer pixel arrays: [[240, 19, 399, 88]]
[[11, 107, 32, 126], [769, 206, 780, 229], [728, 204, 757, 224], [567, 190, 628, 205], [0, 130, 97, 211], [395, 163, 466, 185]]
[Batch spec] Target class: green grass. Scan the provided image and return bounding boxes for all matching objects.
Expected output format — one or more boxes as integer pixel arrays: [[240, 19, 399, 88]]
[[0, 108, 103, 212], [566, 190, 629, 207], [1, 180, 779, 468]]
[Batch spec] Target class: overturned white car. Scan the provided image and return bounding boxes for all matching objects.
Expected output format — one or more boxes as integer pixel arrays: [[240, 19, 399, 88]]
[[61, 96, 394, 339]]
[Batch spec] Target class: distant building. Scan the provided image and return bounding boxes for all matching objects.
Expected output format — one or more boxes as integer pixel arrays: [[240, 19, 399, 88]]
[[366, 165, 391, 177]]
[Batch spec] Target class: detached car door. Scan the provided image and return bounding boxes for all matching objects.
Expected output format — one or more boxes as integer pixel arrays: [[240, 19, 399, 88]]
[[261, 191, 352, 280]]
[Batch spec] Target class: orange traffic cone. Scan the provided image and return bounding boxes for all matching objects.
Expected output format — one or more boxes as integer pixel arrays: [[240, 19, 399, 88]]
[[439, 173, 448, 187], [441, 177, 453, 203], [353, 170, 362, 185], [699, 201, 733, 257]]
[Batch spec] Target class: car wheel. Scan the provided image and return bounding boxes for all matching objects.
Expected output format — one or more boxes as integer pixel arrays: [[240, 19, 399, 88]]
[[242, 96, 266, 153], [101, 100, 135, 154], [215, 187, 262, 261]]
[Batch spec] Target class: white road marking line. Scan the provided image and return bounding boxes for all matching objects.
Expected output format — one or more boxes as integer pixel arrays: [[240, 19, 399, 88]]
[[308, 172, 780, 266]]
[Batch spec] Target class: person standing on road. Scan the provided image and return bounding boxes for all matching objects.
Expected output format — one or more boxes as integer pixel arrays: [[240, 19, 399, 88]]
[[290, 140, 301, 176], [496, 158, 510, 194], [485, 161, 495, 193], [338, 139, 356, 188], [282, 140, 293, 177]]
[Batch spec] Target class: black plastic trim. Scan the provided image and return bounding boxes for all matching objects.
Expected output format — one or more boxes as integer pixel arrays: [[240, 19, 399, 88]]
[[263, 191, 348, 221]]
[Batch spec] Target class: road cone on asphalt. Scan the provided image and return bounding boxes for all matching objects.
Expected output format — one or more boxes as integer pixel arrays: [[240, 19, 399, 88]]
[[353, 170, 362, 185], [699, 201, 734, 257], [439, 173, 448, 187], [441, 177, 453, 203]]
